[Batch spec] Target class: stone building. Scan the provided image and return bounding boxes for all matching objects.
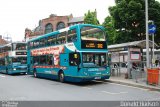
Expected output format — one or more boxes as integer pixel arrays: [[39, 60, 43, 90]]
[[25, 14, 84, 41], [0, 35, 8, 46]]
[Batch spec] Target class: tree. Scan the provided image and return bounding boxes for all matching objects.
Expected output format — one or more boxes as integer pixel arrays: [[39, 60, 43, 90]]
[[108, 0, 160, 45], [84, 9, 99, 25], [102, 16, 115, 45]]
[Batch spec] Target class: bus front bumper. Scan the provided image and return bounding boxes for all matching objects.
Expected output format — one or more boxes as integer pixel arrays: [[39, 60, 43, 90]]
[[65, 75, 110, 82], [8, 69, 27, 74]]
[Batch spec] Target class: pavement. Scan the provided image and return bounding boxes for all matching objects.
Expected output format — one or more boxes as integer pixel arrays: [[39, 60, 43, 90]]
[[108, 75, 160, 92]]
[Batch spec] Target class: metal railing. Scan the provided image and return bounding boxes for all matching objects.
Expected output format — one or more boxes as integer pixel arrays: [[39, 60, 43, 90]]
[[131, 66, 145, 83]]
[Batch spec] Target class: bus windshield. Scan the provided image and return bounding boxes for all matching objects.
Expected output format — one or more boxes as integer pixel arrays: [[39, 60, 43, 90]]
[[13, 43, 26, 50], [82, 53, 106, 68], [12, 57, 27, 64], [81, 27, 105, 41]]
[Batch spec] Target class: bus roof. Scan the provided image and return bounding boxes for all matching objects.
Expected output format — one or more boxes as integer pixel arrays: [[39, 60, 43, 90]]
[[0, 42, 26, 48], [28, 24, 105, 42]]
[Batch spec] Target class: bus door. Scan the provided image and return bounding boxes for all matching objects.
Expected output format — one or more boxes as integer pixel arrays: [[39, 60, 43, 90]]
[[60, 52, 81, 75]]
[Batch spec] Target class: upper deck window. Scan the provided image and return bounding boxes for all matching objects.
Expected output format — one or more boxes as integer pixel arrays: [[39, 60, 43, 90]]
[[13, 43, 26, 50], [67, 29, 77, 43], [81, 27, 105, 41], [57, 32, 66, 44], [47, 35, 56, 46]]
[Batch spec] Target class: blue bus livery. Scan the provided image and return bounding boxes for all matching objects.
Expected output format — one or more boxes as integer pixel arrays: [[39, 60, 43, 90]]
[[0, 42, 27, 74], [27, 24, 110, 82]]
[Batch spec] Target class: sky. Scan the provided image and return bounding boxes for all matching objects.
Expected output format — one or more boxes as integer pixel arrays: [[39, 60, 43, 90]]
[[0, 0, 115, 42], [0, 0, 160, 42]]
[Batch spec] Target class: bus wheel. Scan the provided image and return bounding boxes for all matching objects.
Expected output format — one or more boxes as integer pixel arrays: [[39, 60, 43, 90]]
[[59, 71, 65, 83], [33, 70, 37, 78]]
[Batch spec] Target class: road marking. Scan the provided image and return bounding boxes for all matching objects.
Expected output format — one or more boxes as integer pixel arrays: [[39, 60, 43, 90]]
[[104, 82, 150, 91], [82, 87, 92, 90], [0, 75, 5, 78], [101, 91, 128, 95]]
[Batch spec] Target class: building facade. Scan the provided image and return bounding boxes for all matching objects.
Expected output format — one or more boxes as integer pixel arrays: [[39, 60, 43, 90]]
[[25, 14, 84, 41], [0, 35, 8, 46]]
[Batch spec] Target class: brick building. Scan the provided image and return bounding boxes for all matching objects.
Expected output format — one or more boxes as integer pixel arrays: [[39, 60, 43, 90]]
[[0, 35, 8, 46], [25, 14, 84, 41]]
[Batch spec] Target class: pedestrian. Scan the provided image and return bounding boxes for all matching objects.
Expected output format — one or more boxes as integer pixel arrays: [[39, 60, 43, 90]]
[[132, 62, 137, 70], [155, 59, 159, 67]]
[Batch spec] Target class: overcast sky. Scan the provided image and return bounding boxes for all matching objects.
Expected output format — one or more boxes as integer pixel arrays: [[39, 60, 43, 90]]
[[0, 0, 159, 42]]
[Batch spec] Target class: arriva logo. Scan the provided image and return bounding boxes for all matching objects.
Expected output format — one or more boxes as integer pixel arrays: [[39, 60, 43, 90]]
[[88, 68, 99, 71]]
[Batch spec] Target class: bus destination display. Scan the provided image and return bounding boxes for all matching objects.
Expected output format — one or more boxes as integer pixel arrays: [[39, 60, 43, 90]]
[[81, 40, 106, 49], [16, 52, 27, 55]]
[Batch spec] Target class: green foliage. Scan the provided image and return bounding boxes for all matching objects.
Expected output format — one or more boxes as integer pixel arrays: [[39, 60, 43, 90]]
[[84, 10, 99, 25], [102, 16, 115, 45], [107, 0, 160, 45]]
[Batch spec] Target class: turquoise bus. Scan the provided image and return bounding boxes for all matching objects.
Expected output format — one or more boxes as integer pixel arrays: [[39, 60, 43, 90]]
[[27, 24, 110, 82], [0, 42, 27, 74]]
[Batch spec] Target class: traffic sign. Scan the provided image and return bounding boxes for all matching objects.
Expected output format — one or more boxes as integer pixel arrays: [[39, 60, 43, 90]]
[[149, 24, 156, 34]]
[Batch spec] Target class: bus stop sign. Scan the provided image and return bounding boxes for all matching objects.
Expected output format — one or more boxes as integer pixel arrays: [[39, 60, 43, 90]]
[[149, 25, 156, 34]]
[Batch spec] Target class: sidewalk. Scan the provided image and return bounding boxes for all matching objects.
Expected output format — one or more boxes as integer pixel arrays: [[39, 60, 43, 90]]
[[107, 75, 160, 92]]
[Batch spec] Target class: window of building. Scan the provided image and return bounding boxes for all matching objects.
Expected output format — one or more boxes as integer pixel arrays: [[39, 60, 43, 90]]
[[56, 22, 65, 30], [45, 23, 53, 34]]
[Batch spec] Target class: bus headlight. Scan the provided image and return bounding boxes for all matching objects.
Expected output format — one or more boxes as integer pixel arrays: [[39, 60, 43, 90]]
[[13, 68, 16, 70]]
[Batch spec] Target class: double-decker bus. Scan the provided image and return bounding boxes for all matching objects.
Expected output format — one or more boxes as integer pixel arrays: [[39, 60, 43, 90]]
[[27, 24, 110, 82], [0, 42, 27, 74]]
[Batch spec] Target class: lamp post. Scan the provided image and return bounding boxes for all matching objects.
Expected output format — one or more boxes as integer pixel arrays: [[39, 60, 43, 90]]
[[145, 0, 150, 68]]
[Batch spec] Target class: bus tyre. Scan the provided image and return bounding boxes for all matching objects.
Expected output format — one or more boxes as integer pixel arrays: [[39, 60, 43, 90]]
[[33, 70, 37, 78], [59, 72, 65, 83]]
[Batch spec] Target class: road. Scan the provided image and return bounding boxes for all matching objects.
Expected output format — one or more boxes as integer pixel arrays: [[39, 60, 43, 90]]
[[0, 74, 160, 101]]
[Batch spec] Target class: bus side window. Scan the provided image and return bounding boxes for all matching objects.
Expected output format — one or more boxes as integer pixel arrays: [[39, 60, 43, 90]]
[[0, 59, 5, 66], [57, 32, 66, 44], [33, 40, 39, 48], [29, 42, 34, 49], [39, 55, 46, 65], [33, 56, 39, 65], [39, 38, 46, 47], [68, 29, 77, 43], [48, 36, 56, 46], [47, 55, 54, 65]]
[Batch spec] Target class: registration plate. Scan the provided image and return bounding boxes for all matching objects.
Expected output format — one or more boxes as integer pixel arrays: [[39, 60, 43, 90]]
[[95, 77, 101, 79]]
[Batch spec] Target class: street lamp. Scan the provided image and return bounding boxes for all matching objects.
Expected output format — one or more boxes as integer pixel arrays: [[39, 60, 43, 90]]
[[145, 0, 150, 68]]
